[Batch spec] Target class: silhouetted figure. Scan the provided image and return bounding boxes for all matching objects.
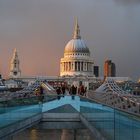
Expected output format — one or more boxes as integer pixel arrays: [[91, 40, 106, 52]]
[[56, 87, 62, 100], [84, 87, 87, 97], [40, 86, 43, 94], [61, 85, 66, 96], [39, 86, 44, 102], [70, 85, 77, 100], [78, 84, 85, 96]]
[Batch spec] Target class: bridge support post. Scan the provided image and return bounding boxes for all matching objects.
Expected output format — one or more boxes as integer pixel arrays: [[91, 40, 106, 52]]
[[80, 114, 107, 140]]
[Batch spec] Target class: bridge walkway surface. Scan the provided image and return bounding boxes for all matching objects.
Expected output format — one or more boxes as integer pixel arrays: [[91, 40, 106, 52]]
[[0, 95, 140, 140]]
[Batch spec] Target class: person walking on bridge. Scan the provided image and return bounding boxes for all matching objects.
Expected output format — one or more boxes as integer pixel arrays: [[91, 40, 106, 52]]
[[39, 86, 44, 102], [70, 85, 77, 100], [78, 84, 85, 96], [61, 84, 66, 96], [56, 87, 62, 100]]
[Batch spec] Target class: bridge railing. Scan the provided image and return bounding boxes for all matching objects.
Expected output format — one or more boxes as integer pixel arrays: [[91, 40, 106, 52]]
[[0, 95, 79, 131], [0, 105, 42, 129], [80, 96, 140, 140], [0, 95, 140, 140]]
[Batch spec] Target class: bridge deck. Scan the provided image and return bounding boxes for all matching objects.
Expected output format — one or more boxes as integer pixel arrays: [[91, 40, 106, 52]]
[[0, 95, 140, 140]]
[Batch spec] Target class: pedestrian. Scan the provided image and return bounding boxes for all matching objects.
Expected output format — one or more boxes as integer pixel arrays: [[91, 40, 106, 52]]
[[56, 87, 62, 100], [39, 86, 44, 102], [78, 84, 85, 96], [61, 84, 66, 96], [70, 85, 77, 100], [84, 87, 87, 97]]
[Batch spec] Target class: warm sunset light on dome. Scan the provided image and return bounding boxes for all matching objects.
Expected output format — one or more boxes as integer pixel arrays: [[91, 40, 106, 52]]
[[60, 19, 94, 77]]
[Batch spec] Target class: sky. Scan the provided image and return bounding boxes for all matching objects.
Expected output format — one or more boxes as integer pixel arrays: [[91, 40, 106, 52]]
[[0, 0, 140, 80]]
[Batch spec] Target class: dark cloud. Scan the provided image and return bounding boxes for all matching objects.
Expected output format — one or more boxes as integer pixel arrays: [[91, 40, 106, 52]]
[[0, 0, 140, 80], [114, 0, 140, 5]]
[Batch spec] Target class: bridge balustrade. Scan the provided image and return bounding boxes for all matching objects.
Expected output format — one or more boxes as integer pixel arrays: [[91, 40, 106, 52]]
[[0, 95, 140, 140]]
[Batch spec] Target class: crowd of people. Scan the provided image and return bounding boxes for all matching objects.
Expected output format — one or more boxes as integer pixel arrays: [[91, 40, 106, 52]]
[[56, 83, 87, 98], [33, 83, 88, 101]]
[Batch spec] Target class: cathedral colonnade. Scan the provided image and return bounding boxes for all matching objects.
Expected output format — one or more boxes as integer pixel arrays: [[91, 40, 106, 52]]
[[61, 61, 93, 72]]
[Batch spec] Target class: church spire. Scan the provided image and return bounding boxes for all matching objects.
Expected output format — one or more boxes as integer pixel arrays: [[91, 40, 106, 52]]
[[73, 17, 81, 39], [9, 48, 21, 78], [13, 48, 18, 59], [14, 48, 17, 53]]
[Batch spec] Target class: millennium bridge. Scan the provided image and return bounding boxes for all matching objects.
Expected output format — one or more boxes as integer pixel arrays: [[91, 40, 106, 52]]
[[0, 81, 140, 140]]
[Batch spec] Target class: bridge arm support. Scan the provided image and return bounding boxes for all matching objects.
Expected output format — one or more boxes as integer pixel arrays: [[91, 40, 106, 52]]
[[80, 114, 107, 140], [0, 114, 42, 140]]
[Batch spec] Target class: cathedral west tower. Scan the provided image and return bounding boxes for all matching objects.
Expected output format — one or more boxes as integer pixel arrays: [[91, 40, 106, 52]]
[[9, 48, 21, 78]]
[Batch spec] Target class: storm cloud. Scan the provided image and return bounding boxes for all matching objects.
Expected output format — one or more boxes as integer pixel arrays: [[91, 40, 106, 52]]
[[0, 0, 140, 80]]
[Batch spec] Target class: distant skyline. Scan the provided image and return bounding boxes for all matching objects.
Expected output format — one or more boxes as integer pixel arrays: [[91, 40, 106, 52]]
[[0, 0, 140, 80]]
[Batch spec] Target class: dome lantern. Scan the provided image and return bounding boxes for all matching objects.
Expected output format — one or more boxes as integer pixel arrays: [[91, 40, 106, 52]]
[[64, 18, 90, 54], [73, 18, 81, 39]]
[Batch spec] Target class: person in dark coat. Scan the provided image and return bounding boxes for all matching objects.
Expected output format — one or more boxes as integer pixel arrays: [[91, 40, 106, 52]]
[[70, 85, 77, 100], [38, 86, 44, 102], [61, 84, 66, 96], [56, 87, 62, 100], [78, 85, 85, 96]]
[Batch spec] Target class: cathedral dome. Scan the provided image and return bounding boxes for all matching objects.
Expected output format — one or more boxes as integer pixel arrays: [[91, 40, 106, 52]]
[[60, 19, 94, 77], [64, 39, 90, 53], [64, 18, 90, 54]]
